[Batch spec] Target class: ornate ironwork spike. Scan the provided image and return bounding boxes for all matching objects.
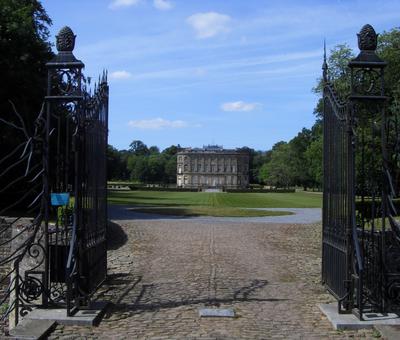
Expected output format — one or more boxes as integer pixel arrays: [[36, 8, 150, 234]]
[[56, 26, 76, 52], [322, 39, 328, 82]]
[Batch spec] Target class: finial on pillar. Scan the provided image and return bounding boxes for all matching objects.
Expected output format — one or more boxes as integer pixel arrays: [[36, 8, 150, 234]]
[[349, 24, 386, 66], [357, 24, 377, 51], [47, 25, 83, 67], [56, 26, 76, 52]]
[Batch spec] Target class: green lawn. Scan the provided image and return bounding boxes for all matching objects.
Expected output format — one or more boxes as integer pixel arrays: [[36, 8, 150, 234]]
[[108, 190, 322, 217]]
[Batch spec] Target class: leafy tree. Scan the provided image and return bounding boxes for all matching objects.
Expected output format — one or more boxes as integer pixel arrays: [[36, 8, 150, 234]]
[[149, 146, 160, 154], [313, 44, 355, 118], [129, 140, 149, 156], [377, 28, 400, 192], [164, 156, 177, 184], [237, 147, 267, 184], [305, 136, 323, 188], [131, 156, 149, 182], [289, 128, 313, 190], [0, 0, 53, 207], [147, 154, 164, 182], [260, 142, 295, 188], [0, 0, 53, 127], [377, 27, 400, 109], [107, 145, 130, 180], [162, 145, 181, 156]]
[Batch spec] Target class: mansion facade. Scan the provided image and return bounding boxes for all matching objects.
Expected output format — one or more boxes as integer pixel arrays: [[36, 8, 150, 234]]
[[177, 146, 249, 189]]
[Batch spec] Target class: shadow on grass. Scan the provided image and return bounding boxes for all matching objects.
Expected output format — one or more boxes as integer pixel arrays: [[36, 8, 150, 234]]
[[109, 195, 170, 201], [107, 204, 294, 220], [108, 201, 194, 207], [108, 204, 204, 220], [131, 207, 293, 218]]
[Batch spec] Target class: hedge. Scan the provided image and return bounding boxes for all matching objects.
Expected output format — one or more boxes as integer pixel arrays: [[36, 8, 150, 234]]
[[128, 186, 198, 192]]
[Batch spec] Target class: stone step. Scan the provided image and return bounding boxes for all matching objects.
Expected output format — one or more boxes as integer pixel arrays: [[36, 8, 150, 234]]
[[9, 319, 56, 340]]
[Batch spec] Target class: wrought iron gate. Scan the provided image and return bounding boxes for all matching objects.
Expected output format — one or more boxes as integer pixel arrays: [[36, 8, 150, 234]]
[[321, 54, 353, 312], [322, 24, 400, 319], [0, 26, 108, 327]]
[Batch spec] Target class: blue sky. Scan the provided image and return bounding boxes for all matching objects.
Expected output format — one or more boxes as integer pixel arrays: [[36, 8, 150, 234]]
[[41, 0, 399, 151]]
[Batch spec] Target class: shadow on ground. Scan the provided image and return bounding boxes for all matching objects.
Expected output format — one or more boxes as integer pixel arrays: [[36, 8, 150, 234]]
[[98, 277, 287, 321], [107, 221, 128, 250]]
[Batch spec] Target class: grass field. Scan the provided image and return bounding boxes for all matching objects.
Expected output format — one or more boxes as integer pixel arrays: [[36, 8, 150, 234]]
[[108, 190, 322, 217]]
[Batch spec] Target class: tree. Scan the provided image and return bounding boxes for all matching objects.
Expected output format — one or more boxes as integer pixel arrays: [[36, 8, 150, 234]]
[[0, 0, 53, 207], [149, 146, 160, 154], [162, 145, 181, 156], [237, 147, 267, 184], [0, 0, 53, 126], [260, 142, 295, 188], [131, 156, 149, 182], [107, 145, 129, 180], [146, 155, 163, 182], [289, 128, 313, 190], [305, 136, 323, 189], [164, 156, 177, 184], [129, 140, 149, 156], [313, 44, 355, 118], [377, 28, 400, 192]]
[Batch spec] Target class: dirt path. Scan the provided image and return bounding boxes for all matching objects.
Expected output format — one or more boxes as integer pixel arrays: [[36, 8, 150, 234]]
[[49, 214, 376, 339]]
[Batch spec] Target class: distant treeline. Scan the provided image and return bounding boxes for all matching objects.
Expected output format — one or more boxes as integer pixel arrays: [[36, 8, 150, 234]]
[[108, 27, 400, 191], [107, 128, 322, 190], [107, 141, 180, 185]]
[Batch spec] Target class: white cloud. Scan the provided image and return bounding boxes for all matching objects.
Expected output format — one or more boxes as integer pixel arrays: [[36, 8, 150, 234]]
[[128, 118, 195, 129], [110, 70, 132, 80], [186, 12, 231, 39], [153, 0, 173, 11], [109, 0, 140, 10], [221, 101, 260, 112]]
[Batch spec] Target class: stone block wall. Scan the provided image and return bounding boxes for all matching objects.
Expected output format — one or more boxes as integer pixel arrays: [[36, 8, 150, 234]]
[[0, 219, 11, 303]]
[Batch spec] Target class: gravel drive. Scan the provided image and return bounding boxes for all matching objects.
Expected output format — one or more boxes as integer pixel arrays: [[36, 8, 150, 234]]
[[47, 204, 378, 339]]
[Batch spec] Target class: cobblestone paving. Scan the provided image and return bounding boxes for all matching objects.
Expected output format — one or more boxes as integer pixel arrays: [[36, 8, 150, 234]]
[[49, 216, 379, 339]]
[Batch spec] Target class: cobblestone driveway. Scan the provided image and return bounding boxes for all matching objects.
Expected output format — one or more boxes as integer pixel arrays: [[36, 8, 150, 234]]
[[49, 207, 377, 339]]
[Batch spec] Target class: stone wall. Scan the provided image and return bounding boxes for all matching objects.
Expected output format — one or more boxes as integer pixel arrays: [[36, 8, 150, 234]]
[[0, 218, 11, 334], [0, 218, 11, 303]]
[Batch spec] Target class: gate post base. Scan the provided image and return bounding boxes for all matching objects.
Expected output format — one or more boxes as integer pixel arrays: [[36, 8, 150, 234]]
[[318, 303, 400, 330], [24, 301, 109, 327]]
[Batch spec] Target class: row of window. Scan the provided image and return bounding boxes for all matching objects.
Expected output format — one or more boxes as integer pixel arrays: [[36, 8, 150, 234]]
[[177, 165, 241, 173], [177, 175, 241, 185], [178, 156, 243, 164]]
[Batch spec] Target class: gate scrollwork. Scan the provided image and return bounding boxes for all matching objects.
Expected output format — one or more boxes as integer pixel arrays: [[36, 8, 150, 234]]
[[0, 26, 108, 329]]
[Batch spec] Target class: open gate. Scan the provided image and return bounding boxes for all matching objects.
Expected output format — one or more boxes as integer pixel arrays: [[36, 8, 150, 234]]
[[322, 24, 400, 319], [321, 58, 353, 311], [0, 26, 108, 328]]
